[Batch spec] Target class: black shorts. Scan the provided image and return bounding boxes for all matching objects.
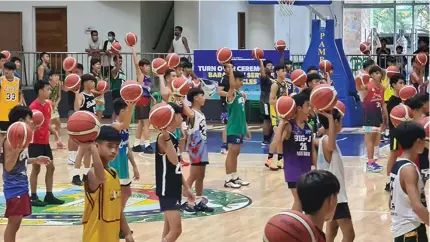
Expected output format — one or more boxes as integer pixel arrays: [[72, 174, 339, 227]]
[[0, 121, 10, 132], [28, 144, 53, 161], [158, 196, 181, 212], [287, 182, 297, 189], [363, 111, 382, 127], [135, 105, 150, 120], [191, 162, 208, 166], [394, 224, 428, 242], [333, 202, 352, 220], [112, 90, 121, 102], [390, 136, 399, 151], [227, 135, 243, 144], [260, 102, 270, 120]]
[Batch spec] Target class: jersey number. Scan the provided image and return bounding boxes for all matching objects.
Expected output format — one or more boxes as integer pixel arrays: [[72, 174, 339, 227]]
[[300, 142, 307, 151], [6, 93, 16, 101], [175, 163, 182, 174]]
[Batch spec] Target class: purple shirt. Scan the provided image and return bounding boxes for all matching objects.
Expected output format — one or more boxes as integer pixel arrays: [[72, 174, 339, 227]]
[[141, 75, 152, 97], [283, 120, 313, 182]]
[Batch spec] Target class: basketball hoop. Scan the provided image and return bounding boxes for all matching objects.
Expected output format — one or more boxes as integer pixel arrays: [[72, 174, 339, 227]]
[[277, 0, 295, 16]]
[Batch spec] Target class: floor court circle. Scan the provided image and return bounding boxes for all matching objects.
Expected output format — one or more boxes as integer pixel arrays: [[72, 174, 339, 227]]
[[0, 184, 252, 226]]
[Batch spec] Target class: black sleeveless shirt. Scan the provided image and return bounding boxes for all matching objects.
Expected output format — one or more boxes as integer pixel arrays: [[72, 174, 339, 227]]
[[80, 92, 96, 114]]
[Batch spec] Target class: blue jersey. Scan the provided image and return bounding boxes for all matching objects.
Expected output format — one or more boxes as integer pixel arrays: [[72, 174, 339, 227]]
[[3, 148, 29, 200], [286, 79, 299, 96], [109, 122, 131, 185], [141, 75, 152, 97]]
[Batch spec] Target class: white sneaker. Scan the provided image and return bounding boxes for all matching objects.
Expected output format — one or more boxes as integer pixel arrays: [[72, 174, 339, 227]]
[[224, 179, 241, 188]]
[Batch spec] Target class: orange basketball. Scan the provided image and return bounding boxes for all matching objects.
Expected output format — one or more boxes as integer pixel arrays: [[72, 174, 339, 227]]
[[110, 41, 122, 54], [390, 104, 413, 127], [399, 85, 417, 101], [216, 47, 232, 64], [149, 103, 175, 129], [1, 50, 11, 61], [67, 111, 101, 143], [120, 80, 143, 102], [274, 40, 286, 52], [125, 32, 138, 47], [264, 210, 322, 242], [276, 96, 296, 120], [172, 77, 191, 96], [319, 60, 332, 72], [165, 53, 181, 68], [63, 57, 77, 72], [310, 84, 338, 111], [415, 53, 428, 67], [290, 69, 307, 87], [190, 79, 201, 88], [152, 58, 169, 75], [252, 47, 264, 60], [7, 122, 33, 149], [64, 74, 81, 92], [420, 116, 429, 138], [386, 66, 400, 78], [359, 42, 371, 55], [355, 70, 370, 87], [32, 110, 44, 127], [334, 100, 346, 117], [96, 80, 109, 94]]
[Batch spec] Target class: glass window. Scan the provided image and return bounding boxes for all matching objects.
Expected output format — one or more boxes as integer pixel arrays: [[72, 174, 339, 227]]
[[395, 5, 413, 53]]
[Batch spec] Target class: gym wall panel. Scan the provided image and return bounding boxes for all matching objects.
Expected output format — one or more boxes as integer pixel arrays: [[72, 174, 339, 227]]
[[174, 1, 199, 53]]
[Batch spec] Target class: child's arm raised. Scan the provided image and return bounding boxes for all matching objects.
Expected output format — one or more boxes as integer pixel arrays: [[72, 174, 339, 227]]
[[112, 102, 136, 131], [226, 64, 236, 103], [158, 74, 171, 102], [84, 143, 106, 192], [182, 96, 194, 119], [131, 47, 144, 84], [401, 166, 429, 225]]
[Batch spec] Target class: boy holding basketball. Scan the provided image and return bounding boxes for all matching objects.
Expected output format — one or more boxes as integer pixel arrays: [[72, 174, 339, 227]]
[[29, 81, 64, 206], [110, 98, 140, 238], [155, 103, 195, 242], [48, 70, 65, 149], [81, 126, 134, 242], [3, 106, 51, 242], [223, 64, 251, 189], [389, 121, 428, 242], [90, 58, 105, 121]]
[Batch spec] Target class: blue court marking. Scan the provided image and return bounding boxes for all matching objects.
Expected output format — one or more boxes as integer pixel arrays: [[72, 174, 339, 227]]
[[206, 131, 388, 156]]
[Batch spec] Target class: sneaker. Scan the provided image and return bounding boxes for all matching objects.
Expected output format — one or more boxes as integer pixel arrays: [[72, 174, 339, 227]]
[[44, 195, 65, 205], [181, 202, 197, 215], [367, 162, 383, 173], [143, 145, 154, 154], [67, 158, 75, 165], [71, 175, 83, 186], [220, 147, 227, 154], [276, 158, 284, 169], [261, 140, 270, 146], [181, 158, 190, 167], [132, 145, 144, 153], [224, 179, 241, 188], [195, 201, 214, 212], [233, 177, 250, 186], [384, 182, 391, 192], [265, 158, 279, 171], [82, 174, 88, 183], [31, 198, 47, 207]]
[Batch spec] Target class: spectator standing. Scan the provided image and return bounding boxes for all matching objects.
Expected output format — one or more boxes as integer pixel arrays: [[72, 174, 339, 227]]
[[110, 54, 126, 120], [395, 30, 408, 54], [85, 30, 102, 60], [395, 46, 407, 77], [168, 26, 191, 61], [36, 52, 51, 83], [10, 57, 21, 79], [102, 31, 116, 78], [376, 38, 391, 69]]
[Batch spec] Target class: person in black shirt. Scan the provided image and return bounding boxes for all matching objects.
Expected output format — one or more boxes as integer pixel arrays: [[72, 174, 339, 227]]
[[259, 59, 274, 145], [376, 38, 391, 68], [218, 63, 232, 154], [384, 73, 405, 191]]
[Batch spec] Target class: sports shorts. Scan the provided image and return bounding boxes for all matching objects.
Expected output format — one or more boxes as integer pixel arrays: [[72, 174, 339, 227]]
[[5, 193, 31, 218], [227, 135, 243, 145], [333, 202, 352, 220], [135, 105, 150, 120], [159, 196, 181, 212], [260, 102, 270, 120], [28, 144, 53, 161]]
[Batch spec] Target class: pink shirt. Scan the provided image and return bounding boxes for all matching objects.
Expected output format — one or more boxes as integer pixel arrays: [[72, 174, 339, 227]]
[[29, 99, 52, 144]]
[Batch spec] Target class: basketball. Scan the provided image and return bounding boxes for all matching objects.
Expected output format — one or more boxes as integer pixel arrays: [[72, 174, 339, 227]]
[[420, 116, 429, 138], [263, 210, 320, 242], [152, 58, 169, 75], [274, 40, 286, 52], [64, 74, 81, 92], [172, 77, 191, 96], [63, 57, 77, 72], [241, 91, 247, 101], [386, 66, 400, 78], [290, 69, 307, 87], [276, 96, 296, 120], [67, 111, 101, 143], [190, 79, 201, 88], [110, 41, 122, 54], [149, 102, 175, 130], [310, 84, 338, 111], [32, 110, 45, 127], [415, 53, 428, 67], [334, 100, 346, 117], [1, 50, 11, 61], [319, 60, 332, 72], [399, 85, 417, 101], [120, 80, 143, 102], [359, 42, 371, 54], [165, 53, 181, 68], [355, 70, 370, 87], [390, 104, 413, 127], [96, 80, 109, 94], [125, 32, 138, 47], [6, 122, 34, 149], [252, 47, 264, 60], [216, 47, 232, 64]]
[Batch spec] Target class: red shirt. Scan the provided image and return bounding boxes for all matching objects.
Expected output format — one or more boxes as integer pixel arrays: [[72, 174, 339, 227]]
[[29, 98, 52, 144]]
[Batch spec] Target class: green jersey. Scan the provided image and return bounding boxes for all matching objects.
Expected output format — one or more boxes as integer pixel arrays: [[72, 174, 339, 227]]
[[226, 91, 247, 136], [49, 83, 60, 103], [110, 68, 126, 91]]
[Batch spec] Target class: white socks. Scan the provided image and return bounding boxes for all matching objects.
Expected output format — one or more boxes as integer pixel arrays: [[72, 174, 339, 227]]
[[83, 168, 90, 175], [144, 140, 150, 148], [73, 168, 80, 177], [195, 196, 202, 204], [134, 139, 140, 147], [225, 174, 232, 182], [225, 173, 238, 182]]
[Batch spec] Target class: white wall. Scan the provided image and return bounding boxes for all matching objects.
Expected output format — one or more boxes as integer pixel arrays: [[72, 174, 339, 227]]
[[174, 1, 199, 52], [311, 1, 344, 39], [141, 1, 173, 53], [248, 5, 275, 50]]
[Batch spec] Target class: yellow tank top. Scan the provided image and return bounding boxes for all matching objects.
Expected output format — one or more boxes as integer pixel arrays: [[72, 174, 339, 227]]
[[82, 168, 121, 242], [0, 76, 20, 121], [383, 76, 395, 102]]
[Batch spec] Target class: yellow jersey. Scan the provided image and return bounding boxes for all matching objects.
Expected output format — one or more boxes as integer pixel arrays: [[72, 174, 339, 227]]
[[0, 76, 20, 121], [382, 76, 395, 102], [82, 168, 121, 242]]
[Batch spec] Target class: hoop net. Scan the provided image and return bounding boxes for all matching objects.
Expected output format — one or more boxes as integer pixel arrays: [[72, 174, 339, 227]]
[[277, 0, 295, 16]]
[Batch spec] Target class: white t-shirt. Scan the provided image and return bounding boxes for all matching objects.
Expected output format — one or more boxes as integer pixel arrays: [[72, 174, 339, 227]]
[[173, 36, 188, 54], [88, 39, 101, 50]]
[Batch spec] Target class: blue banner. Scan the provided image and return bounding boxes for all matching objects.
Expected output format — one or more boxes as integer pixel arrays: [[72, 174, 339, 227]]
[[194, 49, 290, 100]]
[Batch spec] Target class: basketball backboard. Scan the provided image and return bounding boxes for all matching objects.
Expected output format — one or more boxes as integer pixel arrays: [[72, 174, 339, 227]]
[[248, 0, 332, 5]]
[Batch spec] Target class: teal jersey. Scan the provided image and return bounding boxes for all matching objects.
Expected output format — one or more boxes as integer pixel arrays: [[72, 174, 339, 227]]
[[109, 121, 130, 185], [226, 91, 247, 136]]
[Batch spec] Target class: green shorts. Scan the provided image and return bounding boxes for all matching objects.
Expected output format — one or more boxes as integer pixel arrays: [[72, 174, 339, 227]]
[[96, 104, 105, 112], [51, 108, 60, 120]]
